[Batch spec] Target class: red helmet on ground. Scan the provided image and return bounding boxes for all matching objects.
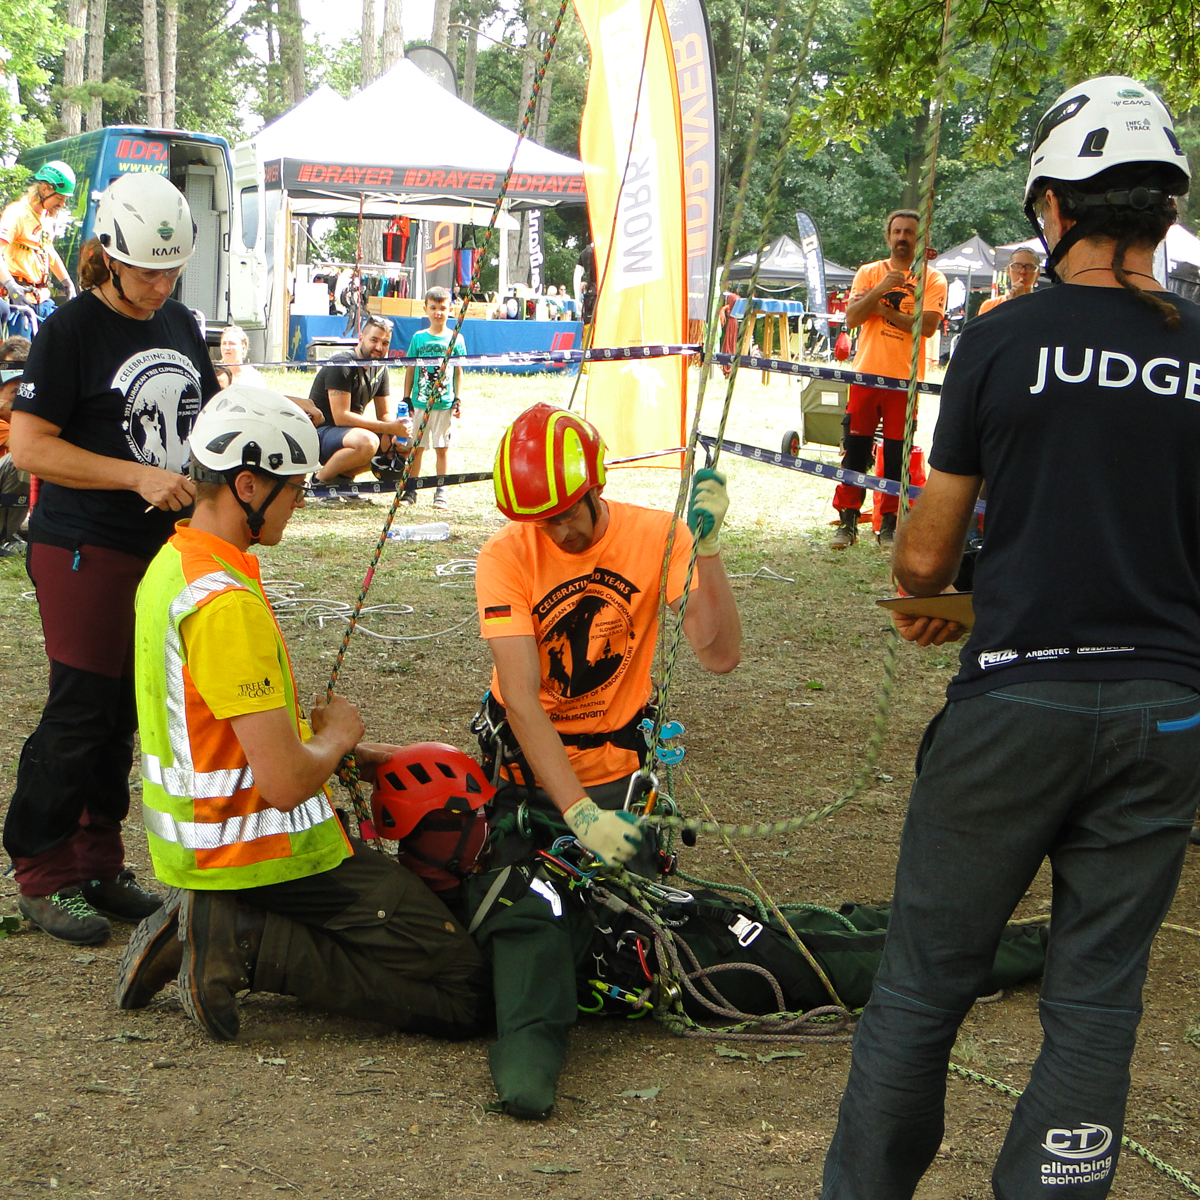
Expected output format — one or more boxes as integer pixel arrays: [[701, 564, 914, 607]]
[[493, 402, 607, 520], [370, 743, 494, 892]]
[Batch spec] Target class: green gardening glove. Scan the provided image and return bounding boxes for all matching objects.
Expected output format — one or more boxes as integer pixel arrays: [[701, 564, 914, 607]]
[[688, 468, 729, 557]]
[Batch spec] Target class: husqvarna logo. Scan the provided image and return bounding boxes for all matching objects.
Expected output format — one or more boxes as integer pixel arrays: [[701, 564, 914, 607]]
[[1042, 1123, 1113, 1160]]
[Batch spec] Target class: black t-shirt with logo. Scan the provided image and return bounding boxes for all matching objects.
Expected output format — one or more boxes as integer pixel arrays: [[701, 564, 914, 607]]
[[308, 352, 390, 426], [14, 291, 220, 561], [933, 284, 1200, 698]]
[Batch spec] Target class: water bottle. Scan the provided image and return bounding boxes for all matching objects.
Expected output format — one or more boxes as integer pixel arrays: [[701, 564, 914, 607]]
[[389, 522, 450, 542]]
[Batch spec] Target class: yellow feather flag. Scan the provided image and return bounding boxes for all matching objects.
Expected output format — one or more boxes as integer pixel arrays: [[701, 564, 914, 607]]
[[575, 0, 688, 467]]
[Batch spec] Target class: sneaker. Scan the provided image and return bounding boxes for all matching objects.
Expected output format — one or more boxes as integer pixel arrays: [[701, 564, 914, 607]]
[[115, 889, 185, 1010], [0, 540, 24, 558], [18, 888, 111, 945], [400, 487, 419, 506], [81, 870, 163, 923], [433, 486, 449, 509]]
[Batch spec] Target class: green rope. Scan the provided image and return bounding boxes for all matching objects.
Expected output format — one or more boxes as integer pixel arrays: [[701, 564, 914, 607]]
[[948, 1064, 1200, 1197]]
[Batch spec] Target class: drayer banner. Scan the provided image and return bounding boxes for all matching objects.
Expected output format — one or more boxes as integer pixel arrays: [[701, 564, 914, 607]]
[[665, 0, 719, 324], [283, 160, 586, 201], [575, 0, 688, 466]]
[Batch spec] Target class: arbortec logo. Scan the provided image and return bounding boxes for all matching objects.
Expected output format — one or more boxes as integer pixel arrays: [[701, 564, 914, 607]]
[[1025, 647, 1069, 660], [979, 650, 1019, 669], [1043, 1123, 1114, 1160]]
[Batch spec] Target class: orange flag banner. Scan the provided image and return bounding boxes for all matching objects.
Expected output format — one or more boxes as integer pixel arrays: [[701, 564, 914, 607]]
[[575, 0, 688, 466]]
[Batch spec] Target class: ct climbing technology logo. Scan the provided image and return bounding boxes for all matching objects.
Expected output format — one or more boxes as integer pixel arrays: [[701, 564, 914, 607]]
[[1042, 1123, 1113, 1160], [157, 220, 174, 241]]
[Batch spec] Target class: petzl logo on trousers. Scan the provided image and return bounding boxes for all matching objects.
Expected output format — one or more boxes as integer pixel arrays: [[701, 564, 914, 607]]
[[1042, 1123, 1113, 1160]]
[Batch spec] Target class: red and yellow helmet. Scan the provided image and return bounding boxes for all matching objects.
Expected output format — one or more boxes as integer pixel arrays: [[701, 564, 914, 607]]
[[493, 402, 607, 520]]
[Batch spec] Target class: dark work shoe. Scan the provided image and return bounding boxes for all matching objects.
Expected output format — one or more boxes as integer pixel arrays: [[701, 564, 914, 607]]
[[829, 509, 859, 550], [115, 889, 185, 1010], [877, 512, 898, 549], [400, 487, 419, 506], [178, 891, 266, 1041], [82, 870, 163, 923], [18, 888, 111, 945]]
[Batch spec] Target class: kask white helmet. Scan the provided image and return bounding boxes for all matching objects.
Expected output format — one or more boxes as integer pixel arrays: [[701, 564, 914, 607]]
[[94, 173, 197, 269], [190, 386, 319, 477], [1024, 75, 1190, 205], [189, 386, 318, 539]]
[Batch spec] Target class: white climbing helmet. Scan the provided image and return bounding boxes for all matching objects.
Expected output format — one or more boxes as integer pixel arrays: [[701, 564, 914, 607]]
[[1024, 75, 1190, 204], [94, 173, 197, 269], [189, 386, 320, 479]]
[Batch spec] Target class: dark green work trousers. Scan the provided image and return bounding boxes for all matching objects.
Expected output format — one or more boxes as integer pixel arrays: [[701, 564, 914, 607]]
[[240, 848, 487, 1039]]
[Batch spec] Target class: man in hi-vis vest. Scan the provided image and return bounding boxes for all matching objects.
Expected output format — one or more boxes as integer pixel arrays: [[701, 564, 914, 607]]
[[118, 386, 484, 1041]]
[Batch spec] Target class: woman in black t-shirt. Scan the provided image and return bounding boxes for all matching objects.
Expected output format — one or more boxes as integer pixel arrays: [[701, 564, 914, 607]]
[[3, 173, 219, 946]]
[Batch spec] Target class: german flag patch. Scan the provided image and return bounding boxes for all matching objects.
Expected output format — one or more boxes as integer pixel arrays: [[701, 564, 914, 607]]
[[483, 605, 513, 627]]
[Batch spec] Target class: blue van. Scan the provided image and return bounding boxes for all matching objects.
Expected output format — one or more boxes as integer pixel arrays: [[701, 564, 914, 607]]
[[17, 126, 235, 341]]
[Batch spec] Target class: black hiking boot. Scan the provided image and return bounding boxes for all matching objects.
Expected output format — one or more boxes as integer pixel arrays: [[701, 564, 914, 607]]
[[82, 870, 163, 923], [830, 509, 859, 550], [178, 891, 266, 1041], [877, 512, 898, 549], [18, 888, 111, 945]]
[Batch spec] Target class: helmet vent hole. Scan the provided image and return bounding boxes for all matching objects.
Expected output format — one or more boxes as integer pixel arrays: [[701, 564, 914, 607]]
[[205, 431, 239, 454], [283, 431, 307, 464], [384, 771, 406, 791], [378, 808, 396, 829], [435, 761, 456, 778], [407, 763, 433, 785], [1079, 128, 1109, 157], [465, 775, 482, 794]]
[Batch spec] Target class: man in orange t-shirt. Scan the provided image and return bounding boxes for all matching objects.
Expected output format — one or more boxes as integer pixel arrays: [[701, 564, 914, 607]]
[[830, 210, 947, 550], [476, 404, 742, 867]]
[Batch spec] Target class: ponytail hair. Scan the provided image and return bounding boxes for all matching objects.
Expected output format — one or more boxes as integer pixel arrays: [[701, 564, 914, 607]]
[[1033, 163, 1183, 330], [78, 238, 110, 290]]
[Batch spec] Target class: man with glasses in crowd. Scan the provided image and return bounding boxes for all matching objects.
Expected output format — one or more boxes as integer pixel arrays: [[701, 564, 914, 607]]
[[978, 246, 1042, 315]]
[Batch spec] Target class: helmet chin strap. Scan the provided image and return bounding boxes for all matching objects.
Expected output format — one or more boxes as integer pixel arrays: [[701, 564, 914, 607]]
[[205, 466, 288, 543]]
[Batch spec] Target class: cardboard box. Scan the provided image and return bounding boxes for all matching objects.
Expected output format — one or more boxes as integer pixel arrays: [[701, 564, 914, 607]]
[[366, 296, 421, 318]]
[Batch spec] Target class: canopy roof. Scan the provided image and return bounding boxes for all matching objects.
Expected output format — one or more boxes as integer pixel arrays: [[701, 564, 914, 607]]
[[726, 234, 855, 289], [244, 61, 585, 219], [931, 235, 995, 281]]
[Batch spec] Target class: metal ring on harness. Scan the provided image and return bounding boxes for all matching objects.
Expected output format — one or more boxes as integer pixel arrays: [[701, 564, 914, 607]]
[[516, 800, 533, 840]]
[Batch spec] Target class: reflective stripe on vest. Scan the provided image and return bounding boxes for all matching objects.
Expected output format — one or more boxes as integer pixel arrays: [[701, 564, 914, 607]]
[[141, 792, 333, 850], [142, 751, 254, 800]]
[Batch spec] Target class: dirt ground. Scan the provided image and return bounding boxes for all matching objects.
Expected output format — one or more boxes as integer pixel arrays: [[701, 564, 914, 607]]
[[2, 370, 1199, 1199]]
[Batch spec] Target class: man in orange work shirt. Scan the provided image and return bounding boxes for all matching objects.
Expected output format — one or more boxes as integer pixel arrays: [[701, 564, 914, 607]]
[[830, 210, 947, 550], [978, 246, 1042, 316]]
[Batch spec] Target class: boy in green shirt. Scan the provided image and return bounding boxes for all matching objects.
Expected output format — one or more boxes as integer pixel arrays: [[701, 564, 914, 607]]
[[401, 286, 465, 509]]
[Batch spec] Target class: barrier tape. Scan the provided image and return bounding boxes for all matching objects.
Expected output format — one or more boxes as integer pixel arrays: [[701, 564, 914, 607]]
[[697, 434, 986, 514], [246, 343, 701, 372], [709, 353, 943, 395]]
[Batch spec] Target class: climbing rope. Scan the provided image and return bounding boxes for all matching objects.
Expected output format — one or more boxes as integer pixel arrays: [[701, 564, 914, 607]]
[[643, 0, 958, 844], [318, 0, 571, 835]]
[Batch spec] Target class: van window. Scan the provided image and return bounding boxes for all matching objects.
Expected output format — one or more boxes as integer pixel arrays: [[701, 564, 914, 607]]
[[240, 187, 259, 249]]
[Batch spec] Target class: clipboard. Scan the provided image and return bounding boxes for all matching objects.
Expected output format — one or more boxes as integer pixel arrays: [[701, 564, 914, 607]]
[[876, 592, 975, 628]]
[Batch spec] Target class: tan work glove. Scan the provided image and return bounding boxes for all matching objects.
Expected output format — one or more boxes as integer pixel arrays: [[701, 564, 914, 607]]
[[563, 797, 643, 866]]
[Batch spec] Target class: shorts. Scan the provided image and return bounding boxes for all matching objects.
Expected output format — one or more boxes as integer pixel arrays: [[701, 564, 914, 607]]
[[413, 407, 453, 449], [317, 424, 369, 463]]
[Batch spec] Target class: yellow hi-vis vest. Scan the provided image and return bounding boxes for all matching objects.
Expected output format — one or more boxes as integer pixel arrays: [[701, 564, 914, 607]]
[[134, 522, 350, 890]]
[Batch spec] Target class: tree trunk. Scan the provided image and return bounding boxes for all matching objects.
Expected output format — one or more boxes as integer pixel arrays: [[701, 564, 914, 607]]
[[161, 0, 178, 128], [901, 103, 930, 210], [534, 66, 551, 145], [380, 0, 404, 71], [85, 0, 108, 131], [509, 15, 538, 282], [460, 1, 479, 106], [143, 0, 162, 126], [361, 0, 378, 85], [431, 0, 452, 51], [62, 0, 86, 136], [277, 0, 307, 107]]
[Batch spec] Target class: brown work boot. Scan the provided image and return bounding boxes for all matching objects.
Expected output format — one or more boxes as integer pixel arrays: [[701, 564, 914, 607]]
[[177, 891, 266, 1041], [877, 512, 898, 549], [115, 888, 185, 1010], [829, 509, 859, 550], [18, 888, 110, 946]]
